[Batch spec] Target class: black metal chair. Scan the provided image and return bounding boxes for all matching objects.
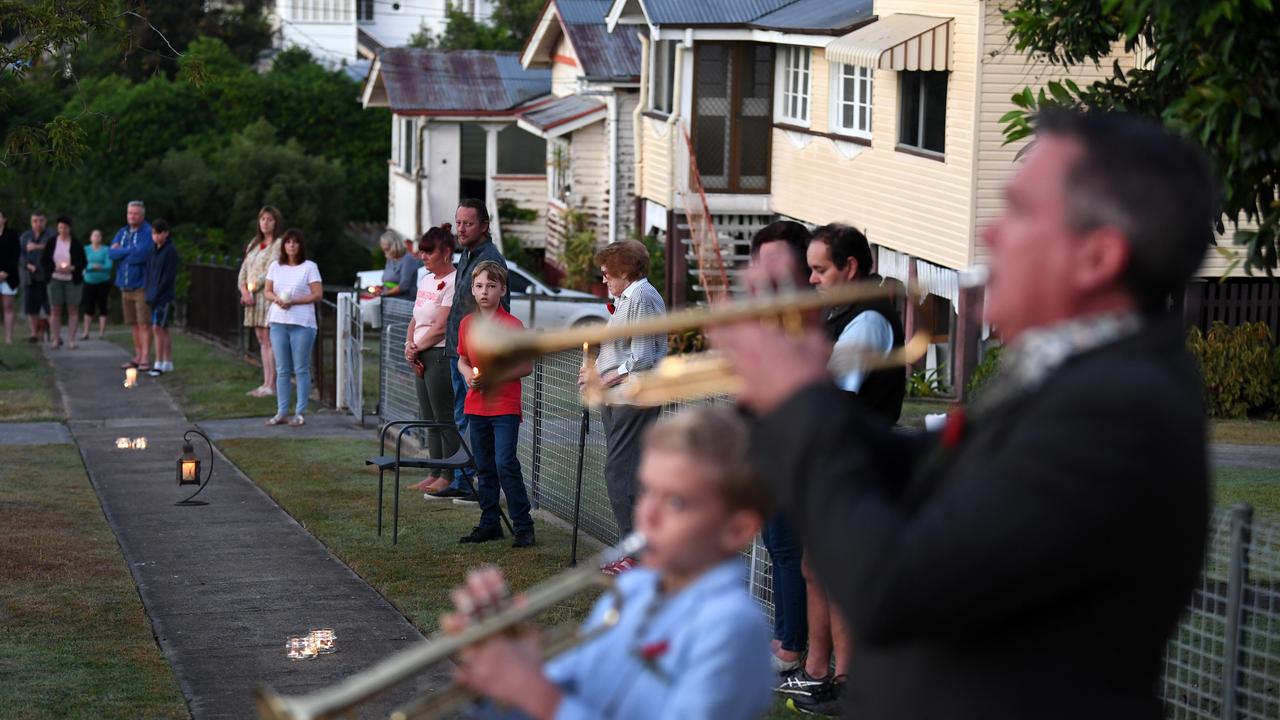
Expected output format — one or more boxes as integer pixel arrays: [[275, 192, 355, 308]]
[[366, 420, 512, 544]]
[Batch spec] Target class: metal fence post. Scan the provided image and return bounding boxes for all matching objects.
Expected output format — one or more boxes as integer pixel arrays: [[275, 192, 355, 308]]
[[530, 359, 544, 509], [1222, 502, 1253, 720]]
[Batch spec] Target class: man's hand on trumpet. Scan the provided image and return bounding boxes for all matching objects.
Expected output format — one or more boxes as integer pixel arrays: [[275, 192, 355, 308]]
[[441, 566, 563, 720], [707, 265, 833, 415]]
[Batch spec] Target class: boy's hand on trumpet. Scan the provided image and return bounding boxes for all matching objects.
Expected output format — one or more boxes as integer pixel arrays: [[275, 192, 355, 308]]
[[441, 566, 563, 720]]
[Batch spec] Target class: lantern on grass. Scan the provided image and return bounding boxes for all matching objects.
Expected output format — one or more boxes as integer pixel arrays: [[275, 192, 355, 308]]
[[175, 429, 215, 506]]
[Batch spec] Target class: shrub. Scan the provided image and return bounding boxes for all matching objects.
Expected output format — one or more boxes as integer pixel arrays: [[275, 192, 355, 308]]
[[966, 345, 1003, 401], [907, 365, 950, 398], [1186, 322, 1276, 419]]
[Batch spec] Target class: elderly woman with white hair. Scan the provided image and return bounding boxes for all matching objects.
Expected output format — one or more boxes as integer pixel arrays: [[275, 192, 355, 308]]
[[376, 229, 421, 301]]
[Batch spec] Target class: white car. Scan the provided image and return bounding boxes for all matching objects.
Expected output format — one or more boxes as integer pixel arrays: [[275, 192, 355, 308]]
[[355, 262, 609, 330]]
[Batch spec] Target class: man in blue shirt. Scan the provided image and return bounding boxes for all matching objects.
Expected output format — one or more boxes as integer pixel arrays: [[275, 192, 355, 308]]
[[436, 199, 510, 500], [441, 406, 774, 720], [108, 201, 153, 370], [144, 220, 178, 376]]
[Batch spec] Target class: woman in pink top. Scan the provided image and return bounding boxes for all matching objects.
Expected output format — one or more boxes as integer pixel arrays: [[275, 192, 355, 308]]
[[403, 224, 458, 496]]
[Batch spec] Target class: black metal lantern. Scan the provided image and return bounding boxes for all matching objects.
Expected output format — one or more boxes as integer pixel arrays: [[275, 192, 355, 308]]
[[178, 441, 200, 486], [175, 429, 214, 506]]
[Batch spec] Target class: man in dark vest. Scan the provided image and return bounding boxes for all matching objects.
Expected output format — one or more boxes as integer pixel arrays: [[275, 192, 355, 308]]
[[807, 224, 906, 424], [781, 223, 907, 715], [712, 110, 1213, 719]]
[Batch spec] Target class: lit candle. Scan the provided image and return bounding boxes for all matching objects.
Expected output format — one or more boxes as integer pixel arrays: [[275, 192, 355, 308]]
[[181, 458, 197, 483], [133, 437, 147, 450], [116, 438, 131, 449], [286, 636, 317, 660], [309, 628, 336, 654], [124, 367, 138, 388], [279, 290, 291, 303], [247, 281, 257, 293], [582, 342, 589, 370]]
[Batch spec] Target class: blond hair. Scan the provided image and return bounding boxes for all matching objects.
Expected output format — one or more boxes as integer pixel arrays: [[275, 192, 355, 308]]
[[471, 260, 507, 289], [644, 406, 770, 515]]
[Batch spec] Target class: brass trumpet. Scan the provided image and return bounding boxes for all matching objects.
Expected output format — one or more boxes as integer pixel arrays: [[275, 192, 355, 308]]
[[467, 280, 926, 406], [254, 534, 646, 720]]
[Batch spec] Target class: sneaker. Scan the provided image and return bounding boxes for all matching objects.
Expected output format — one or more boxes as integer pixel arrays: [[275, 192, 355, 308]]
[[451, 493, 479, 505], [786, 676, 845, 717], [775, 668, 830, 698], [512, 530, 536, 548], [423, 491, 453, 501], [459, 525, 504, 544], [148, 367, 163, 377], [601, 556, 638, 576]]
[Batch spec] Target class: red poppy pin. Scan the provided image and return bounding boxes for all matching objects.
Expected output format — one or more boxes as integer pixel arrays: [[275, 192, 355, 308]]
[[437, 281, 446, 291], [607, 303, 616, 315], [941, 406, 966, 449], [640, 640, 669, 662]]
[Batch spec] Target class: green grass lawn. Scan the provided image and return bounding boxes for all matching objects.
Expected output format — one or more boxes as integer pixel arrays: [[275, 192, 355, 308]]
[[0, 445, 186, 719], [1211, 418, 1280, 446], [108, 329, 277, 420], [0, 341, 62, 421], [1215, 467, 1280, 519], [217, 437, 597, 633]]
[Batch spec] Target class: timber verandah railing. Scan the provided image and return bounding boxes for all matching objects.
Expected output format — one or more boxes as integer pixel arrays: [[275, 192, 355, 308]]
[[378, 297, 1280, 717], [183, 260, 339, 408]]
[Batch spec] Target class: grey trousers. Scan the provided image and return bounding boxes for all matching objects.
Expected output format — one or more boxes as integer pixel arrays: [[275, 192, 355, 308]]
[[600, 403, 663, 535], [413, 347, 458, 475]]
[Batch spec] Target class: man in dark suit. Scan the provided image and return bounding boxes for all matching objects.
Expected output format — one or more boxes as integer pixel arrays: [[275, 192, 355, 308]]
[[712, 110, 1214, 718]]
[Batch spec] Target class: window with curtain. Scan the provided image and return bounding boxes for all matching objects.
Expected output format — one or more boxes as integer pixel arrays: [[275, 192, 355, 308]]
[[898, 71, 948, 155]]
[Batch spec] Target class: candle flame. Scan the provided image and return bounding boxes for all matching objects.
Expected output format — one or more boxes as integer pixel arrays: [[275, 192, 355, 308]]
[[133, 438, 147, 449], [472, 366, 480, 378], [116, 438, 130, 449]]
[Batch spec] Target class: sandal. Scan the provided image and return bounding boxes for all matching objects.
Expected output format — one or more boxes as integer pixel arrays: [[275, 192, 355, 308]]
[[121, 360, 138, 369], [137, 363, 152, 372], [288, 415, 305, 427], [265, 415, 286, 426]]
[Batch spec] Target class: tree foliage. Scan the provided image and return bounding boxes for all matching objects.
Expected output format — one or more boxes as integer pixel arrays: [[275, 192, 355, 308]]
[[1000, 0, 1280, 275], [408, 0, 544, 51]]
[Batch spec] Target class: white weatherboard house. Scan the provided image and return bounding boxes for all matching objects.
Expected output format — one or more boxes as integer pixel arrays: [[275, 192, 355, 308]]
[[273, 0, 495, 69], [361, 49, 553, 251], [516, 0, 643, 273]]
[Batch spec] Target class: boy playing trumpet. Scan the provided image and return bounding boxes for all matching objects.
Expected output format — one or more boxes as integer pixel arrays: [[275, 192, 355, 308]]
[[442, 406, 774, 719]]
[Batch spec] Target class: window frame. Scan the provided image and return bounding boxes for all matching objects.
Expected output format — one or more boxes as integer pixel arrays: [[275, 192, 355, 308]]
[[398, 117, 416, 173], [896, 71, 948, 157], [357, 0, 374, 23], [829, 62, 873, 140], [775, 46, 812, 127], [650, 40, 678, 115], [548, 138, 571, 205]]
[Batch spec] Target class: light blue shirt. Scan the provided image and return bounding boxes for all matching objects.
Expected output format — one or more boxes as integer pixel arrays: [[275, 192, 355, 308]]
[[483, 558, 773, 720], [834, 311, 895, 393]]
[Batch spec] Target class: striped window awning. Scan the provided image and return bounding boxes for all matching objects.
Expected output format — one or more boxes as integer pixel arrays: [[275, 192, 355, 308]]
[[826, 14, 952, 72]]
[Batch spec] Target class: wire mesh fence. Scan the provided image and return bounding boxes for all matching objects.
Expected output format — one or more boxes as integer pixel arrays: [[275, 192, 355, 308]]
[[377, 316, 1279, 714]]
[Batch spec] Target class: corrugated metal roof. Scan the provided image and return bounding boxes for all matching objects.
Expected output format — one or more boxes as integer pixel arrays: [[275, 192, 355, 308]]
[[636, 0, 871, 31], [567, 23, 642, 80], [753, 0, 873, 33], [518, 94, 607, 133], [556, 0, 614, 24], [377, 49, 551, 114]]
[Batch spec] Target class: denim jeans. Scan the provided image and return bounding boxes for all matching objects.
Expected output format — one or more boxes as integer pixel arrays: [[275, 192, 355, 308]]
[[762, 513, 808, 652], [449, 360, 475, 490], [468, 414, 533, 533], [269, 322, 316, 417]]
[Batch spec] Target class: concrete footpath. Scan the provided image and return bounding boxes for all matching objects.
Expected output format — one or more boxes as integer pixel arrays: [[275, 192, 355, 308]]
[[42, 338, 444, 719]]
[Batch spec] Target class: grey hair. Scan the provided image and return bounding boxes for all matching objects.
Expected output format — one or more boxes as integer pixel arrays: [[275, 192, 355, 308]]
[[127, 201, 145, 211], [379, 229, 406, 259]]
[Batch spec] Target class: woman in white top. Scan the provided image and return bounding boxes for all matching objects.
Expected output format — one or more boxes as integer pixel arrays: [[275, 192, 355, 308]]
[[403, 224, 458, 497], [263, 229, 323, 426]]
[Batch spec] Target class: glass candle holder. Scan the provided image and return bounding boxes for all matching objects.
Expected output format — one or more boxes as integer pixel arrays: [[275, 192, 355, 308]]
[[286, 636, 317, 660], [309, 628, 336, 654]]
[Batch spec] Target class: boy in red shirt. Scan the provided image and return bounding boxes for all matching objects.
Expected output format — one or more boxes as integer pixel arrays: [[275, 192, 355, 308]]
[[456, 260, 536, 548]]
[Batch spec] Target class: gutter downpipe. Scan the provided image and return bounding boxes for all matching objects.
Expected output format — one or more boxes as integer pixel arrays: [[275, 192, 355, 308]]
[[415, 119, 429, 240], [633, 33, 649, 205]]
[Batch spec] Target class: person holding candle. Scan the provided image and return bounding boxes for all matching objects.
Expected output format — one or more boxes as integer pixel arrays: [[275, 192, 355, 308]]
[[376, 229, 421, 301], [264, 228, 323, 427], [109, 201, 154, 369], [404, 224, 459, 498], [580, 240, 667, 573], [238, 206, 284, 397], [440, 406, 774, 719], [455, 260, 535, 547], [39, 216, 87, 349], [144, 220, 178, 376], [79, 229, 112, 341]]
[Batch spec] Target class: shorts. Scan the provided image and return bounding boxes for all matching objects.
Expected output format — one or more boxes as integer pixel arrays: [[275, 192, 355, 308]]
[[22, 283, 48, 316], [81, 282, 110, 317], [48, 279, 83, 308], [151, 302, 172, 329], [121, 288, 151, 326], [0, 281, 16, 296]]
